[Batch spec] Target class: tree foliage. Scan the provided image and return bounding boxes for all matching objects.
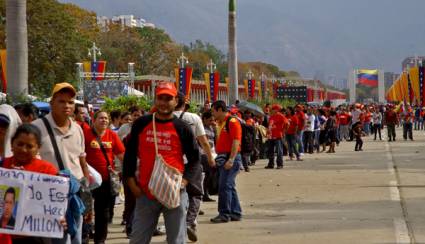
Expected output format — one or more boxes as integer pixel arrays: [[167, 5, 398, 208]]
[[101, 95, 151, 113], [0, 0, 303, 101]]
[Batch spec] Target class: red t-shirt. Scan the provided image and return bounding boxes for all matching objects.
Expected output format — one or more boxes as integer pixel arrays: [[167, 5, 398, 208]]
[[364, 112, 372, 123], [77, 121, 91, 131], [0, 234, 11, 244], [296, 111, 305, 130], [216, 115, 242, 154], [339, 113, 350, 125], [3, 157, 58, 175], [286, 115, 299, 135], [137, 121, 185, 199], [269, 112, 288, 139], [84, 128, 125, 180]]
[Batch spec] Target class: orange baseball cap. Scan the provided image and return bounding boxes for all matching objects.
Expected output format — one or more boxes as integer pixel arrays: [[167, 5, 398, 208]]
[[52, 82, 76, 97], [272, 104, 282, 111], [156, 82, 177, 97]]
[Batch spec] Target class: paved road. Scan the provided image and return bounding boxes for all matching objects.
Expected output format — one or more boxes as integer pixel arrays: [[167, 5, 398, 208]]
[[105, 127, 425, 244]]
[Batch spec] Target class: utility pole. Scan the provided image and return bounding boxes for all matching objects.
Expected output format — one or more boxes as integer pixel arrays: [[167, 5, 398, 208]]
[[228, 0, 238, 104]]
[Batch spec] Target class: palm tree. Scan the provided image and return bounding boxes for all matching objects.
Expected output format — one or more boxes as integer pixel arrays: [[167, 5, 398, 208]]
[[6, 0, 28, 98], [228, 0, 238, 104]]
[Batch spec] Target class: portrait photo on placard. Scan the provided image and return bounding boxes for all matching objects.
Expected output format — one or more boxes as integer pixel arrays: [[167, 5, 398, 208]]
[[0, 185, 20, 230]]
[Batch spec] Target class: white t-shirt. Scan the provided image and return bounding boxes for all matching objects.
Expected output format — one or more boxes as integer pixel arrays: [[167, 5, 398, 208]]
[[305, 114, 315, 132], [173, 111, 206, 137]]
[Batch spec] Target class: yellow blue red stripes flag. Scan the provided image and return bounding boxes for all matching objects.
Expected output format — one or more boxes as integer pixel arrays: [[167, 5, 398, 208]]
[[175, 67, 193, 99], [357, 69, 378, 87]]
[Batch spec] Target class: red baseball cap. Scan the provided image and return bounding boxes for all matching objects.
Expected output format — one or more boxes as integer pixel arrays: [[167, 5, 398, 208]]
[[156, 82, 177, 97]]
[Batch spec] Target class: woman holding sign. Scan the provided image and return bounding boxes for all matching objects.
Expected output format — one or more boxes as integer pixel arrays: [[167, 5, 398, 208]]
[[1, 124, 65, 244], [83, 111, 125, 244]]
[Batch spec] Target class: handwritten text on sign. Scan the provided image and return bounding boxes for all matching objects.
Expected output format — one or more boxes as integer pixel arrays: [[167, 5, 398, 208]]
[[0, 168, 69, 238]]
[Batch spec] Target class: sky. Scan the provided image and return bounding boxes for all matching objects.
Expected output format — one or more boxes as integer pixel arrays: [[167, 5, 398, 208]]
[[62, 0, 425, 81]]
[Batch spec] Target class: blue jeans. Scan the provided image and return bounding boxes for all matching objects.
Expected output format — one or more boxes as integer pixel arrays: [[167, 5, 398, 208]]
[[267, 139, 283, 167], [130, 191, 189, 244], [296, 131, 304, 153], [286, 134, 300, 159], [218, 154, 242, 219], [51, 216, 82, 244]]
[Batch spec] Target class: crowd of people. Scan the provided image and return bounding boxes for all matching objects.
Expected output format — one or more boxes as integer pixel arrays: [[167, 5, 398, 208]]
[[0, 81, 421, 244]]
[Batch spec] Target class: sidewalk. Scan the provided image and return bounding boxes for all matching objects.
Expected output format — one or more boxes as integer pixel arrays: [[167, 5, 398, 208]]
[[106, 128, 424, 243]]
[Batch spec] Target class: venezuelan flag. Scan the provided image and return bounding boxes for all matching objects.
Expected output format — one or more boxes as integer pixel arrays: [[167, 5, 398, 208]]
[[357, 69, 378, 87], [204, 72, 220, 102], [244, 79, 256, 99], [175, 67, 193, 99]]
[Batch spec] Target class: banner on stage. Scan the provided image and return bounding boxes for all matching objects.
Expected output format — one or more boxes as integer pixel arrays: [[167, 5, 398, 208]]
[[0, 168, 69, 238]]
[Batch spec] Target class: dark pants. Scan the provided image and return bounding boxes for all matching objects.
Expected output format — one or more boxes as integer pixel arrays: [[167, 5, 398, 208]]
[[387, 124, 396, 141], [92, 180, 115, 243], [123, 181, 136, 234], [355, 137, 363, 150], [218, 154, 242, 219], [303, 131, 314, 154], [241, 152, 251, 170], [373, 124, 381, 140], [201, 154, 213, 199], [403, 122, 413, 140], [186, 195, 202, 227], [286, 134, 300, 159], [267, 139, 283, 167]]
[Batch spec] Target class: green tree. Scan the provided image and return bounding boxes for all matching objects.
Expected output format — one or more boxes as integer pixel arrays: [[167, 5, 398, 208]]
[[136, 27, 180, 76]]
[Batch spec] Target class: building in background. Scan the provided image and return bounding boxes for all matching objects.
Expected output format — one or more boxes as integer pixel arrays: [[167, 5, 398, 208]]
[[97, 15, 156, 30]]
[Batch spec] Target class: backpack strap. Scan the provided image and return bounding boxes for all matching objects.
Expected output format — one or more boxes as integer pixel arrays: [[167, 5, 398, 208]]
[[179, 111, 186, 120], [41, 117, 66, 170], [91, 127, 113, 169]]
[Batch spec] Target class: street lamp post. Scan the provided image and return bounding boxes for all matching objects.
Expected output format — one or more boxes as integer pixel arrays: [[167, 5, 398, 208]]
[[88, 42, 101, 62], [177, 52, 189, 68], [206, 59, 216, 73], [259, 72, 267, 101]]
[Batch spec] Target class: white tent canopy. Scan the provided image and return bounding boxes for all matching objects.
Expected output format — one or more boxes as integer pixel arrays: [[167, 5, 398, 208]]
[[127, 87, 144, 97]]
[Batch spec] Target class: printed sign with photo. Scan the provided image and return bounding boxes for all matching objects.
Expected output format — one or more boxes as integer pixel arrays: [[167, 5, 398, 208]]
[[0, 168, 69, 238]]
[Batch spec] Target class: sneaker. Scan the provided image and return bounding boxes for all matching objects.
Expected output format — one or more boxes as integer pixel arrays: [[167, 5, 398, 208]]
[[296, 158, 303, 161], [244, 167, 250, 172], [198, 209, 205, 215], [210, 215, 230, 223], [276, 165, 283, 169], [153, 225, 166, 236], [187, 226, 198, 242], [264, 165, 274, 169]]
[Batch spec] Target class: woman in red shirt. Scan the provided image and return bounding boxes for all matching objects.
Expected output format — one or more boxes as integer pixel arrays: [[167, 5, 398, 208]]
[[83, 111, 125, 244], [1, 124, 62, 244]]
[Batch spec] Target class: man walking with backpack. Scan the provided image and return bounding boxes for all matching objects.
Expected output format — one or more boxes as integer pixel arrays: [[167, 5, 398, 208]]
[[174, 93, 215, 242], [210, 100, 243, 223]]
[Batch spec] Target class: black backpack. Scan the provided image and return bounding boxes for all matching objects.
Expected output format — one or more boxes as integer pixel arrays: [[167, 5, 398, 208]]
[[225, 116, 255, 153]]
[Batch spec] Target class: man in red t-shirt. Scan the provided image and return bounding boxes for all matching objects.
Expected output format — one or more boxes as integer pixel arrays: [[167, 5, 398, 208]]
[[210, 100, 243, 223], [286, 107, 302, 160], [295, 105, 306, 154], [338, 109, 350, 141], [385, 105, 398, 141], [265, 104, 288, 169], [123, 82, 201, 244], [84, 111, 125, 243]]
